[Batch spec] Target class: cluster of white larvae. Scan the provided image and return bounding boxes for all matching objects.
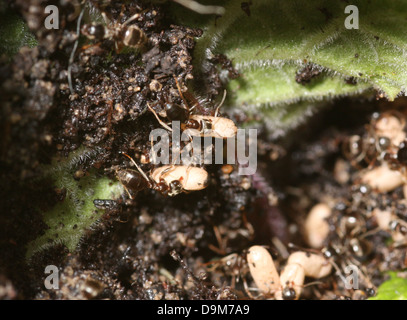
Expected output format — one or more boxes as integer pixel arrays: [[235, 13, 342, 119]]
[[357, 111, 407, 244], [247, 245, 332, 300], [246, 111, 407, 299], [359, 111, 406, 193]]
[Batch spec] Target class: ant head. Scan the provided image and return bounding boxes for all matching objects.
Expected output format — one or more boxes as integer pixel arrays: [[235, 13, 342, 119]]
[[185, 119, 200, 130], [155, 180, 169, 195], [168, 180, 183, 197], [282, 287, 297, 300]]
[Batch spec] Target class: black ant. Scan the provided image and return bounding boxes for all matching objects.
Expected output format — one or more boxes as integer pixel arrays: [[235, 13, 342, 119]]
[[81, 9, 148, 53]]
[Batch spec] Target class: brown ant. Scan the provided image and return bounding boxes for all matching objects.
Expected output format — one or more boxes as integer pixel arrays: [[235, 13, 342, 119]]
[[148, 77, 236, 139], [68, 4, 148, 93], [81, 9, 148, 53], [114, 153, 209, 198]]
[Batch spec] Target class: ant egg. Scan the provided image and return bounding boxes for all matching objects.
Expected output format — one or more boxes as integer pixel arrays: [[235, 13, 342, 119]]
[[361, 164, 404, 193], [304, 203, 332, 248], [246, 246, 281, 295]]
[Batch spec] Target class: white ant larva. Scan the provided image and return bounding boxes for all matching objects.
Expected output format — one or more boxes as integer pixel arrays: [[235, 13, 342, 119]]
[[183, 90, 238, 139], [123, 153, 209, 197], [360, 162, 404, 193], [246, 246, 332, 300], [150, 165, 209, 196], [304, 203, 332, 249], [372, 208, 407, 244], [276, 251, 332, 300], [185, 114, 237, 139], [246, 246, 281, 296]]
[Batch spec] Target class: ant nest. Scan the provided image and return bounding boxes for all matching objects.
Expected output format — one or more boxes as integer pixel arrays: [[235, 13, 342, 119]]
[[207, 108, 407, 300]]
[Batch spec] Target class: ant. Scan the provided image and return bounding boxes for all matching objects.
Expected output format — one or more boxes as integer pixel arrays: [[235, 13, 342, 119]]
[[114, 153, 209, 198], [343, 111, 407, 170], [81, 9, 148, 53], [148, 77, 236, 139], [68, 4, 148, 93]]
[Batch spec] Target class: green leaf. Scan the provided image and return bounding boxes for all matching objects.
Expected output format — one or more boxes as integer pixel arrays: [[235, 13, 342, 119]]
[[195, 0, 407, 99], [369, 272, 407, 300], [25, 149, 123, 261], [0, 8, 37, 58], [171, 0, 407, 133]]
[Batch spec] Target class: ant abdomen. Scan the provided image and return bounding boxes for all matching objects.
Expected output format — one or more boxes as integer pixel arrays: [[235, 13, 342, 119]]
[[117, 169, 148, 193], [122, 25, 147, 49], [165, 103, 188, 123]]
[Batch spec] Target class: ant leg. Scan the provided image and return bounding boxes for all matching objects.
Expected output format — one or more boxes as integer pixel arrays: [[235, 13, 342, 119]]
[[214, 89, 227, 118], [123, 12, 141, 26], [68, 4, 86, 93], [80, 42, 102, 51], [147, 103, 173, 132], [123, 184, 134, 199], [172, 0, 225, 15], [101, 12, 111, 25]]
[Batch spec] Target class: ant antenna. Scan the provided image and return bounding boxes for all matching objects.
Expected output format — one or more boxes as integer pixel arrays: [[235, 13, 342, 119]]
[[173, 75, 189, 112], [147, 103, 173, 132], [121, 152, 150, 183], [68, 3, 86, 94], [101, 12, 111, 25], [214, 89, 227, 118], [329, 259, 347, 285]]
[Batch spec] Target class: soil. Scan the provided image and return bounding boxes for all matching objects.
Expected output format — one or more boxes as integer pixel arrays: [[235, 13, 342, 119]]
[[0, 0, 406, 300]]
